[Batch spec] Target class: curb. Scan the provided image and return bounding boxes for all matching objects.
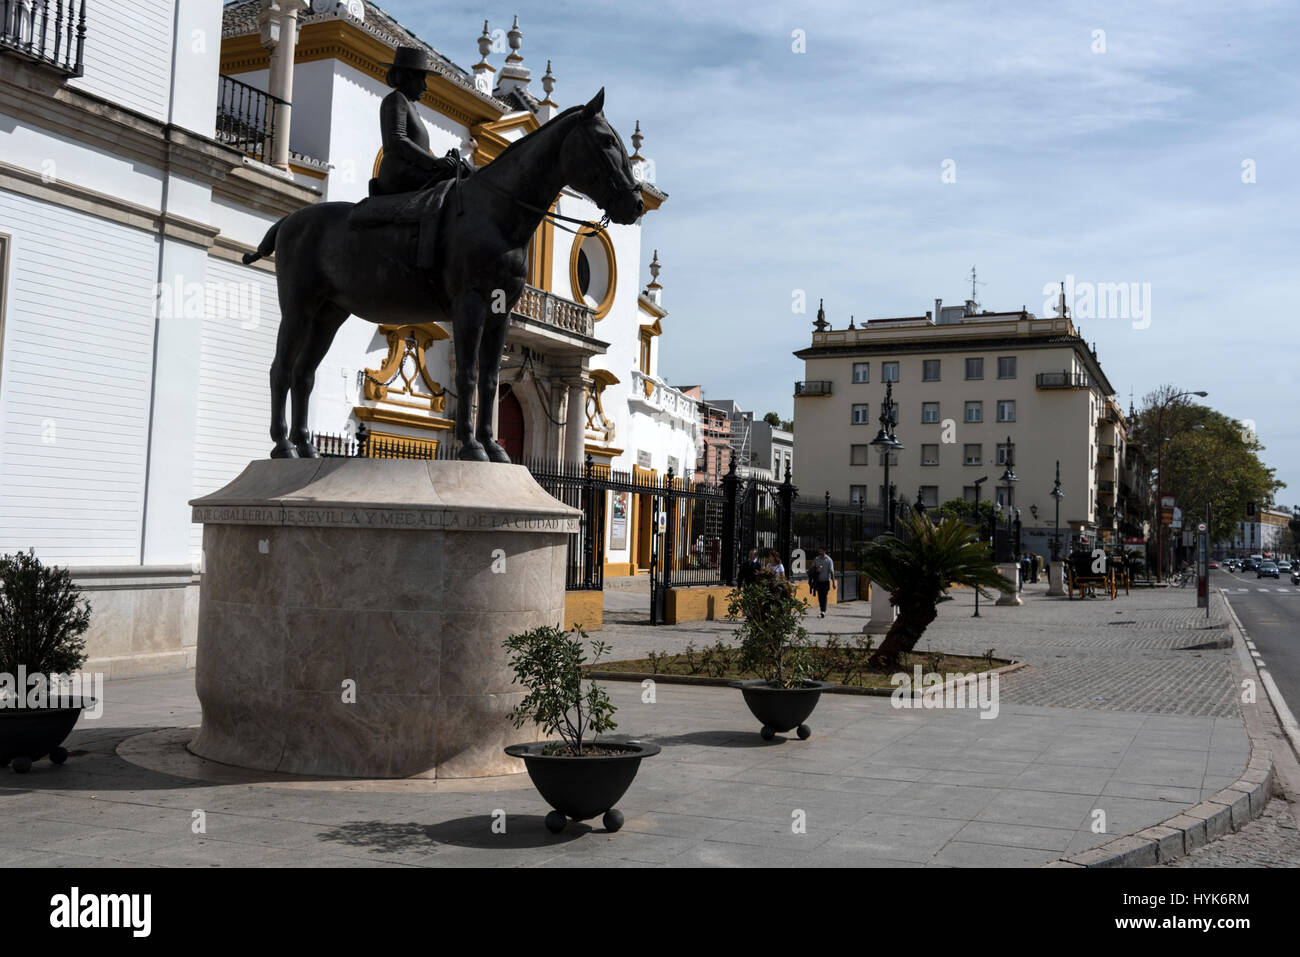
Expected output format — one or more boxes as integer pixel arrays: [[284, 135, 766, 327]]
[[1050, 589, 1275, 868], [585, 659, 1028, 697]]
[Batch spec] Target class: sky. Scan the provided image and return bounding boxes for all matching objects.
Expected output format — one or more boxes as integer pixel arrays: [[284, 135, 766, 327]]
[[380, 0, 1300, 502]]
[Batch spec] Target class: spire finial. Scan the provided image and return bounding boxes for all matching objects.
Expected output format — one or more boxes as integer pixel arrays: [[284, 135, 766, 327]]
[[813, 298, 829, 332], [631, 120, 644, 160]]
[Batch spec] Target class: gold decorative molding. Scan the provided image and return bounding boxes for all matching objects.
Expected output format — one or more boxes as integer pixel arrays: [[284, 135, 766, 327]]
[[352, 405, 454, 431], [584, 369, 619, 444], [362, 323, 451, 412], [584, 443, 624, 459], [569, 225, 618, 321], [361, 427, 442, 457]]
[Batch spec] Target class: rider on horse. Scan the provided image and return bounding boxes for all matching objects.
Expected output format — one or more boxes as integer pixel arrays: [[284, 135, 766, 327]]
[[376, 46, 474, 196]]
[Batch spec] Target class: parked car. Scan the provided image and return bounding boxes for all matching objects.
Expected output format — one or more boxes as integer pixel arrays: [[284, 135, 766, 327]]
[[1258, 562, 1279, 579]]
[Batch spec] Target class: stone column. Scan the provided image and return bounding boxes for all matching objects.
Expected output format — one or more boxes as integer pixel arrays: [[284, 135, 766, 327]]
[[259, 0, 306, 171], [996, 563, 1023, 605], [565, 379, 588, 465]]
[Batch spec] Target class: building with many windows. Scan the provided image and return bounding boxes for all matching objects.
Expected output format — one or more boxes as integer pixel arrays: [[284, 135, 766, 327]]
[[793, 297, 1135, 553]]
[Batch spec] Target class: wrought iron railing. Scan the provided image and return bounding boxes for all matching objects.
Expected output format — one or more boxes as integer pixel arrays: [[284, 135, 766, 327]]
[[313, 426, 455, 460], [0, 0, 86, 76], [1036, 371, 1091, 390], [216, 73, 284, 165]]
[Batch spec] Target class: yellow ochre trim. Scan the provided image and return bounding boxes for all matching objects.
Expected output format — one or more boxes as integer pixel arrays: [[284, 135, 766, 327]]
[[569, 225, 618, 321]]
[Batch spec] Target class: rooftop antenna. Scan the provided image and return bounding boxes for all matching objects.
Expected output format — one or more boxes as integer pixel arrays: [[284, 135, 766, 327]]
[[967, 265, 986, 308]]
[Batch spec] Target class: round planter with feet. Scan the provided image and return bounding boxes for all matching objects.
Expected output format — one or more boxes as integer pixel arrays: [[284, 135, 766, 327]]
[[734, 680, 832, 740], [504, 741, 660, 834], [0, 699, 92, 773]]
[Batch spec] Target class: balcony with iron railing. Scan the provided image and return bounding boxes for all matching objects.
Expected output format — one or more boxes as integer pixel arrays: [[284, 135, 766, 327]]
[[1098, 443, 1115, 460], [794, 380, 833, 397], [1, 0, 86, 77], [1036, 371, 1092, 390], [216, 73, 285, 167], [1098, 479, 1115, 495]]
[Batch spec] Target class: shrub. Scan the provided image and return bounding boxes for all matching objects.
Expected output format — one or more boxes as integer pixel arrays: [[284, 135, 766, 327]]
[[725, 569, 812, 687], [0, 551, 91, 682], [503, 625, 616, 756]]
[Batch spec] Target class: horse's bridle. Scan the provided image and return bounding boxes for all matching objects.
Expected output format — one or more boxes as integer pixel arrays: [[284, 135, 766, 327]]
[[460, 116, 634, 238]]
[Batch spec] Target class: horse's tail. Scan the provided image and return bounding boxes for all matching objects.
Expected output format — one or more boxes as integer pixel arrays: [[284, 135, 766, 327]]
[[242, 217, 285, 265]]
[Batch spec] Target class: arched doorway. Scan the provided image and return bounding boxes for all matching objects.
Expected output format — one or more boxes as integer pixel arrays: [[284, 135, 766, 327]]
[[498, 385, 525, 461]]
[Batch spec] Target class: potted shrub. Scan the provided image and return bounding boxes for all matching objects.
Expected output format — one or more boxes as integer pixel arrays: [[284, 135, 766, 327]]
[[855, 512, 1015, 671], [0, 551, 94, 773], [726, 567, 831, 740], [502, 625, 659, 834]]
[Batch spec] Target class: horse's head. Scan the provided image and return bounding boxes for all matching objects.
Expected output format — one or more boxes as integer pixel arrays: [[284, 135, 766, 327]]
[[560, 89, 644, 225]]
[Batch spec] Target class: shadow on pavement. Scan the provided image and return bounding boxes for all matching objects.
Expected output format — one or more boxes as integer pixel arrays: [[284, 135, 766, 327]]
[[316, 816, 592, 852]]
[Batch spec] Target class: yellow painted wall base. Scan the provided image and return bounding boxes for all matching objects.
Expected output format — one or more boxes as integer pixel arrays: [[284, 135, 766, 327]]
[[664, 586, 732, 624], [602, 562, 635, 578], [564, 590, 604, 631]]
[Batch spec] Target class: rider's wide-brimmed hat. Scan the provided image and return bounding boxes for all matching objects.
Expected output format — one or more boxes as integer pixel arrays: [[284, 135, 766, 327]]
[[383, 46, 437, 73]]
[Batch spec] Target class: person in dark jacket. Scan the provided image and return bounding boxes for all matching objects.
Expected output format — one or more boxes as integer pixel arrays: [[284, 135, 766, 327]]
[[737, 548, 760, 586], [375, 46, 473, 196], [808, 546, 836, 618]]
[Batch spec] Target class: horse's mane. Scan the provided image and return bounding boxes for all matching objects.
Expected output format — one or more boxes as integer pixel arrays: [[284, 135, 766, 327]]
[[481, 103, 587, 169]]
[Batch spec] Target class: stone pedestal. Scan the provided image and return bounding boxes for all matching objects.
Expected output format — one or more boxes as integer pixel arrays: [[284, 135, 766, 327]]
[[1047, 562, 1065, 596], [188, 459, 579, 779], [863, 580, 897, 634], [996, 563, 1023, 606]]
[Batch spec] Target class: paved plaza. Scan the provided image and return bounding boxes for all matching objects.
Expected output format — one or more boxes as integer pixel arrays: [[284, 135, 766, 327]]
[[1, 582, 1295, 868]]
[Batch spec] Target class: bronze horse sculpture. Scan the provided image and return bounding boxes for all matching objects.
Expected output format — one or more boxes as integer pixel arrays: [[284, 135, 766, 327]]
[[242, 89, 643, 462]]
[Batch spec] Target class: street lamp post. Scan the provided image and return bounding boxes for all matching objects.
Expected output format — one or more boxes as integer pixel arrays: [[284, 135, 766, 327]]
[[999, 435, 1018, 563], [1154, 390, 1208, 583], [870, 380, 903, 534], [972, 475, 989, 617], [1051, 460, 1064, 561]]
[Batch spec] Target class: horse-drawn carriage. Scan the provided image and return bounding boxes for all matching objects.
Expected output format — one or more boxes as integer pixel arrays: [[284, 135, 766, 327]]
[[1064, 549, 1126, 600]]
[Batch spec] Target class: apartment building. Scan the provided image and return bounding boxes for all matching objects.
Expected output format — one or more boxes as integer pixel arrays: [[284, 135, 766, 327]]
[[793, 298, 1134, 551]]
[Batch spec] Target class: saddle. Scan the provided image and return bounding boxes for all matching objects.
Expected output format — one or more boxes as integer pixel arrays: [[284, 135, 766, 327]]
[[348, 179, 456, 270]]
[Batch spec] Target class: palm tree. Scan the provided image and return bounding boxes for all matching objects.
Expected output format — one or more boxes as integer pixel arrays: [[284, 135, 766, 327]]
[[856, 512, 1014, 671]]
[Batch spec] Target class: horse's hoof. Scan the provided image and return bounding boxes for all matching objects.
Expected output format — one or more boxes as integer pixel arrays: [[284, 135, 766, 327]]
[[458, 444, 490, 462], [270, 444, 299, 459], [294, 443, 320, 459], [480, 440, 512, 464]]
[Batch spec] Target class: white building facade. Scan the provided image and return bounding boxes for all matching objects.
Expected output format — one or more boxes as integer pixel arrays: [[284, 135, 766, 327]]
[[0, 0, 691, 672]]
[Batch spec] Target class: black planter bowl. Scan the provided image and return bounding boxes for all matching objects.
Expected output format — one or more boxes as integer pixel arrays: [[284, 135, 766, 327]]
[[733, 680, 833, 740], [504, 740, 661, 834], [0, 698, 94, 773]]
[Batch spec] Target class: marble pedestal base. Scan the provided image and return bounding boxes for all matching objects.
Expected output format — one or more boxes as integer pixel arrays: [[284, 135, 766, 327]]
[[1047, 562, 1065, 596], [995, 563, 1024, 606], [863, 582, 897, 635], [188, 459, 579, 779]]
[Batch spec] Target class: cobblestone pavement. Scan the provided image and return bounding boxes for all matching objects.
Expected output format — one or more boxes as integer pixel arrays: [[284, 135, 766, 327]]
[[598, 583, 1242, 718], [1162, 790, 1300, 867]]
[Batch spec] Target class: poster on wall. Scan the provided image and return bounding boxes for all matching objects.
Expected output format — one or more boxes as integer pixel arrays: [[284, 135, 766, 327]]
[[610, 491, 629, 551]]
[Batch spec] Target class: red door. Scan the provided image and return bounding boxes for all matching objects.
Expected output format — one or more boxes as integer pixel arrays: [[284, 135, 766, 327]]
[[498, 385, 525, 461]]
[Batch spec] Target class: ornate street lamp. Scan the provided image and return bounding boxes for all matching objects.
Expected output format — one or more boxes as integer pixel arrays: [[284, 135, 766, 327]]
[[972, 475, 989, 617], [1051, 460, 1065, 561], [870, 380, 904, 533], [998, 435, 1018, 562]]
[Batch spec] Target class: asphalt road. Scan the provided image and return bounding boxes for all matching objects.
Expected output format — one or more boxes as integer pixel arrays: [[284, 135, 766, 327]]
[[1215, 567, 1300, 727]]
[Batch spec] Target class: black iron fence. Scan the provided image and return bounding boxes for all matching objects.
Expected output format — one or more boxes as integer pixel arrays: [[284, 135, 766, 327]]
[[216, 73, 284, 165], [312, 425, 454, 460], [524, 456, 609, 591], [1, 0, 86, 77], [791, 492, 886, 602]]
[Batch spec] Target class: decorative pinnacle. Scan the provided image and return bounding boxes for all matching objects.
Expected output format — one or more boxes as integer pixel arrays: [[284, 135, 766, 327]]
[[631, 119, 644, 158], [648, 250, 661, 286], [813, 298, 829, 332], [506, 14, 523, 62], [541, 59, 556, 100], [477, 20, 492, 60]]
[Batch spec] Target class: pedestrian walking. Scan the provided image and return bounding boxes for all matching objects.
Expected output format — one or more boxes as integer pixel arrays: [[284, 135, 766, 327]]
[[1031, 552, 1041, 584], [808, 546, 836, 618], [767, 548, 787, 580], [737, 548, 759, 586]]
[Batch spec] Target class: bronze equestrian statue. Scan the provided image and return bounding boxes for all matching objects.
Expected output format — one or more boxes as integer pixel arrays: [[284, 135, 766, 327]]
[[243, 65, 643, 462]]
